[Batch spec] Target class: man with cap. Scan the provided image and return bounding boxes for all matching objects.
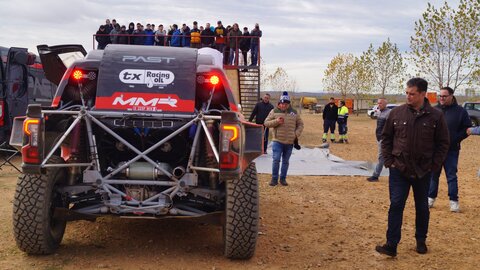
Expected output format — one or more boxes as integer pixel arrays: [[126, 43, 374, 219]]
[[264, 92, 304, 186]]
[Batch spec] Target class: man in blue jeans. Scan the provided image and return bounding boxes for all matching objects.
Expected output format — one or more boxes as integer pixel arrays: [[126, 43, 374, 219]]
[[264, 91, 304, 186], [376, 78, 449, 257], [428, 87, 471, 212]]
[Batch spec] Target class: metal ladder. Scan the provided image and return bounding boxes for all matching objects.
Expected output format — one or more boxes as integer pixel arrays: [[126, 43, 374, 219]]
[[238, 67, 260, 117]]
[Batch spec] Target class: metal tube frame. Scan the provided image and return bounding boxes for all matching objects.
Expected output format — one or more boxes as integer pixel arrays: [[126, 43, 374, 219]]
[[39, 107, 225, 216]]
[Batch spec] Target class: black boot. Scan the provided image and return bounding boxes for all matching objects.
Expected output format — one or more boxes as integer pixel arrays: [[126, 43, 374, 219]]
[[375, 243, 397, 257], [416, 241, 428, 254]]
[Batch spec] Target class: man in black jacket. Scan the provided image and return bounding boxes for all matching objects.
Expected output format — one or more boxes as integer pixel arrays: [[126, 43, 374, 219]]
[[240, 27, 251, 66], [376, 78, 449, 257], [249, 93, 274, 154], [428, 87, 471, 212], [322, 97, 338, 143], [95, 25, 110, 50], [201, 23, 215, 48]]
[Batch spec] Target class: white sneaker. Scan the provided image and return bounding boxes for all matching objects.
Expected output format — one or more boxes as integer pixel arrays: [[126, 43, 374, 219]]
[[428, 197, 435, 208], [450, 200, 460, 212]]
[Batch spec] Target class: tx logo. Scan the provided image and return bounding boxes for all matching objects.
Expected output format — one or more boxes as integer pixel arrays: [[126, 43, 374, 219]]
[[119, 69, 175, 88], [122, 71, 141, 81]]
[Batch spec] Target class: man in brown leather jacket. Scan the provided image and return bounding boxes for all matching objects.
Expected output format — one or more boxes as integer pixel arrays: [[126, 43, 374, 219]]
[[376, 78, 449, 257]]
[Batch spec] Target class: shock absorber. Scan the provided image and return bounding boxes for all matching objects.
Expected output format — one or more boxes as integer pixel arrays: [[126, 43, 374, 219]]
[[67, 122, 87, 185], [205, 119, 218, 189]]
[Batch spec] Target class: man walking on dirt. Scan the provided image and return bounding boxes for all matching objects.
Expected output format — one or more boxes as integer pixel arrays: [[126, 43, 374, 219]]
[[367, 97, 391, 182], [428, 87, 471, 212], [322, 97, 338, 143], [264, 91, 304, 186], [249, 93, 274, 154], [376, 78, 449, 257]]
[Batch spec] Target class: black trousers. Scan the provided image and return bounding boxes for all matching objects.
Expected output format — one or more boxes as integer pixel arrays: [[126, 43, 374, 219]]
[[387, 167, 430, 245]]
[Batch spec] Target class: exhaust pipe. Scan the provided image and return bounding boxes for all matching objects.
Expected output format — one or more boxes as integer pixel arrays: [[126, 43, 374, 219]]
[[173, 166, 186, 178]]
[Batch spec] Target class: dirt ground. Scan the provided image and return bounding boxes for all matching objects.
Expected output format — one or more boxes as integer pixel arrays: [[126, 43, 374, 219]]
[[0, 113, 479, 270]]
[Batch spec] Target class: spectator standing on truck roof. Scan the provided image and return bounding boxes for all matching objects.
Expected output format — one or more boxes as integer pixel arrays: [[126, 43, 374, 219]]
[[228, 23, 242, 65], [215, 21, 226, 53], [223, 25, 232, 65], [337, 101, 349, 143], [264, 91, 304, 186], [250, 23, 262, 66], [154, 25, 166, 46], [111, 19, 118, 30], [127, 22, 135, 44], [109, 24, 120, 44], [376, 78, 449, 257], [182, 24, 191, 47], [170, 24, 182, 47], [367, 97, 391, 182], [428, 87, 471, 212], [201, 23, 215, 48], [240, 27, 251, 66], [96, 25, 110, 50], [322, 97, 338, 143], [167, 25, 174, 46], [249, 93, 274, 154], [144, 24, 155, 45], [104, 19, 113, 36], [133, 24, 146, 45], [117, 25, 129, 45], [190, 21, 202, 48]]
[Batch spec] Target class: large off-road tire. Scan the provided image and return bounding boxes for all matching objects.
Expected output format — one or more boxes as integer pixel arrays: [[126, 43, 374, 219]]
[[224, 162, 259, 259], [13, 156, 68, 254]]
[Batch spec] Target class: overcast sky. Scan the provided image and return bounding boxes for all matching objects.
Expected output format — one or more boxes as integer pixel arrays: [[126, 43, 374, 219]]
[[0, 0, 459, 92]]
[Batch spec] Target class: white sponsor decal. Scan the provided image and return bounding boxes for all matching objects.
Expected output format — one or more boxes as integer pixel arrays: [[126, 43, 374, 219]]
[[119, 69, 175, 88], [122, 56, 175, 63], [112, 94, 178, 108]]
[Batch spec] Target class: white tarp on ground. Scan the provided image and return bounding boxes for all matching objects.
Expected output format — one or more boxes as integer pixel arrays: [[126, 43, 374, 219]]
[[254, 146, 389, 177]]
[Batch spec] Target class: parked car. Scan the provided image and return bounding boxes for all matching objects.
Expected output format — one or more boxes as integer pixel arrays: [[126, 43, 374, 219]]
[[367, 104, 399, 119], [463, 102, 480, 126]]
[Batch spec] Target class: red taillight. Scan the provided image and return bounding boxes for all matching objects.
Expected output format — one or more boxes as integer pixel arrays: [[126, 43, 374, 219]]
[[210, 75, 220, 85], [0, 100, 4, 127], [21, 118, 41, 164], [220, 152, 239, 169], [72, 69, 83, 80], [220, 124, 240, 169]]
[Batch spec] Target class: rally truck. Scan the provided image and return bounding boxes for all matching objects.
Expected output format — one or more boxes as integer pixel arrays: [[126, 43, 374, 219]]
[[10, 44, 263, 259]]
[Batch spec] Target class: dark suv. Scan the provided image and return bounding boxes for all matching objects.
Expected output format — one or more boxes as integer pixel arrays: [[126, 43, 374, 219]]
[[0, 46, 57, 144], [463, 102, 480, 126], [10, 44, 263, 259]]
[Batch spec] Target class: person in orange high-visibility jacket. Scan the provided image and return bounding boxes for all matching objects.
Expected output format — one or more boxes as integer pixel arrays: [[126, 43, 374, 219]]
[[190, 21, 201, 48], [337, 100, 349, 143]]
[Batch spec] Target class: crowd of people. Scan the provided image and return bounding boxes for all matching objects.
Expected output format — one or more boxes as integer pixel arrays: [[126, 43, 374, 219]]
[[250, 79, 480, 257], [95, 18, 262, 66]]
